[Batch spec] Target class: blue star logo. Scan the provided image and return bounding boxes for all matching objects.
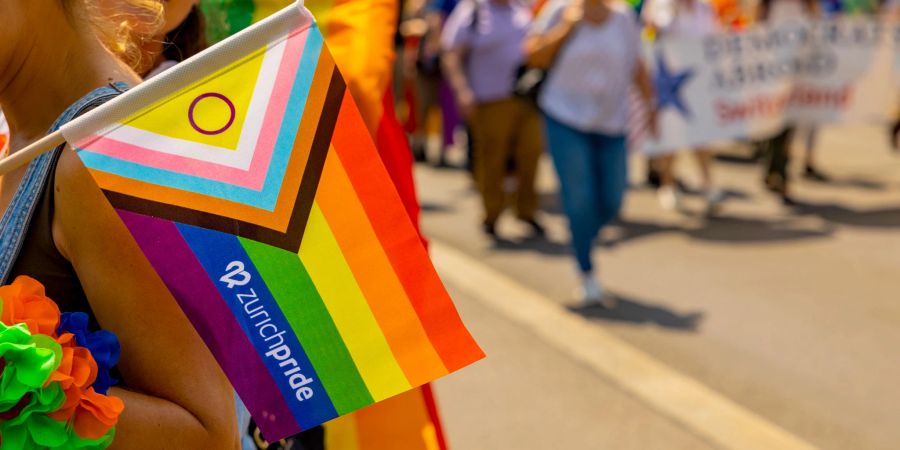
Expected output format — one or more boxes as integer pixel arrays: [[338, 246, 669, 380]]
[[654, 50, 694, 119]]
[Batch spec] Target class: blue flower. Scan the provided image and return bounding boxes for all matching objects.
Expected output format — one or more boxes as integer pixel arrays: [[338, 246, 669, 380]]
[[57, 313, 121, 395]]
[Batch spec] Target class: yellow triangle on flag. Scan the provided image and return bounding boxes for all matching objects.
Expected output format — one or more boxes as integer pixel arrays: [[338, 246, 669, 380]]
[[125, 48, 267, 150]]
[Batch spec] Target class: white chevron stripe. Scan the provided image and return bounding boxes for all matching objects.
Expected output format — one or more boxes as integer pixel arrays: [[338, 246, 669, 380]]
[[94, 36, 289, 171]]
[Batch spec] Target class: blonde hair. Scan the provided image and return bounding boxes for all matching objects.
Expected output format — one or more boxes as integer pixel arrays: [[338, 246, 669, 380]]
[[70, 0, 165, 70]]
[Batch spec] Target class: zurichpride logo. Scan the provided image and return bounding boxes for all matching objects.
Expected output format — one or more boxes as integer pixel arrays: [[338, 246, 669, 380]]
[[221, 261, 316, 402]]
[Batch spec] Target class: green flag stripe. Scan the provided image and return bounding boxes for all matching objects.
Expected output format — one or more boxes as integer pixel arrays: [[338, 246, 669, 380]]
[[241, 238, 374, 414]]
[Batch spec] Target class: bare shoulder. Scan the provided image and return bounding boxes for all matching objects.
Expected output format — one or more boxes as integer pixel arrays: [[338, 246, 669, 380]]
[[51, 145, 115, 260]]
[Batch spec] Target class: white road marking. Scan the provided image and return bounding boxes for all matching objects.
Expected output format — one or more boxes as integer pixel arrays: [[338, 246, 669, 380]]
[[432, 241, 819, 450]]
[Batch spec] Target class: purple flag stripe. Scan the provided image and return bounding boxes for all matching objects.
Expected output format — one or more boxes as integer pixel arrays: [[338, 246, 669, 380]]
[[118, 210, 300, 439]]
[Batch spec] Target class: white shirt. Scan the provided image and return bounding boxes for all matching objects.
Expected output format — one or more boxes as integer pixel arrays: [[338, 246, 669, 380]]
[[532, 1, 642, 134], [642, 0, 720, 37]]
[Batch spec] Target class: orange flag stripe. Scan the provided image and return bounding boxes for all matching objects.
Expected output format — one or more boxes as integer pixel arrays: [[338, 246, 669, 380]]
[[331, 93, 485, 371], [317, 145, 449, 386]]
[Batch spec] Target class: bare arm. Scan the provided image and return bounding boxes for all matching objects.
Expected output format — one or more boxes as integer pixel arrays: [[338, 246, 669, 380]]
[[441, 47, 477, 119], [634, 58, 654, 104], [523, 2, 581, 69], [424, 10, 445, 55], [53, 148, 238, 449], [633, 59, 659, 136]]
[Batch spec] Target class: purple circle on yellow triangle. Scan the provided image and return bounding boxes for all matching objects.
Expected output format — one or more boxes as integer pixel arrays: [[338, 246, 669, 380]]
[[189, 93, 237, 135]]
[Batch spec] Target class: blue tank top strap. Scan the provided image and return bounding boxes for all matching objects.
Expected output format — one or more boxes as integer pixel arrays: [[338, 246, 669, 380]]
[[0, 82, 129, 283]]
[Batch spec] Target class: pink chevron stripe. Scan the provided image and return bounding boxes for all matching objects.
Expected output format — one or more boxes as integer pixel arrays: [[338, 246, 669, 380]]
[[80, 28, 310, 191], [243, 27, 311, 187]]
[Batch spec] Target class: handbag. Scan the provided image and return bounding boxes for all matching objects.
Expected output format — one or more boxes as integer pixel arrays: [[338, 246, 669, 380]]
[[513, 23, 574, 107], [513, 64, 549, 106]]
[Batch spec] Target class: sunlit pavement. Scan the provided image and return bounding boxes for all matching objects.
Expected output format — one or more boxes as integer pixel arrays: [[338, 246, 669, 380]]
[[424, 124, 900, 450]]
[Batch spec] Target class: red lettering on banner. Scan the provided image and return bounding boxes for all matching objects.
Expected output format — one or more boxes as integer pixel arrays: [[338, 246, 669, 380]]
[[715, 85, 852, 125]]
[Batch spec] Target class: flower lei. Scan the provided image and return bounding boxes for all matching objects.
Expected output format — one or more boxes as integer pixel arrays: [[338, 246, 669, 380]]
[[0, 276, 123, 449]]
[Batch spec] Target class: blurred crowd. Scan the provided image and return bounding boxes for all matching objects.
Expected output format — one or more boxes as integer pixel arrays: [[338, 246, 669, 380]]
[[394, 0, 900, 304]]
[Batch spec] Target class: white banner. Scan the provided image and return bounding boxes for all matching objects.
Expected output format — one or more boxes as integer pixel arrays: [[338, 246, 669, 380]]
[[643, 18, 900, 155]]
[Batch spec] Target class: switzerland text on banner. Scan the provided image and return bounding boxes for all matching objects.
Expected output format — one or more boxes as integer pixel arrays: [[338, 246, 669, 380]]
[[643, 18, 900, 155], [57, 3, 484, 442]]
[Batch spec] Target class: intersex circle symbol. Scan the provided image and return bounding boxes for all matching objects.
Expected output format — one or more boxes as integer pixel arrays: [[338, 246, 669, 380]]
[[188, 93, 236, 135]]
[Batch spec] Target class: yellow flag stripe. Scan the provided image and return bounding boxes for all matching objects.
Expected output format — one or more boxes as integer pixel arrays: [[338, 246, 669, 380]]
[[300, 203, 412, 400]]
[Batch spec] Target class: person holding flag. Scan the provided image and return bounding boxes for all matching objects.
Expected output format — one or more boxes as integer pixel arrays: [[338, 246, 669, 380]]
[[2, 0, 482, 447], [0, 0, 238, 447]]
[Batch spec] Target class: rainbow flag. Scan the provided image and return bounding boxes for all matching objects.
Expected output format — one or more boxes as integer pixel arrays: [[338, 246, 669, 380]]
[[58, 3, 482, 442], [201, 3, 447, 449]]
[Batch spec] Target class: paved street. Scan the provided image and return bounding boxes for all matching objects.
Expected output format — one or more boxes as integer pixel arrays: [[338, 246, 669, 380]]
[[426, 124, 900, 450]]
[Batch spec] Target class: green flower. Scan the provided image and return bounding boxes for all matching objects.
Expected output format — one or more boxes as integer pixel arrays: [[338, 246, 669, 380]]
[[0, 324, 61, 412]]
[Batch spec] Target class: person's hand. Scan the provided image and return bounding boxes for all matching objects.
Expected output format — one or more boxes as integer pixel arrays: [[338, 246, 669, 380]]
[[647, 107, 660, 139], [401, 49, 417, 82], [424, 35, 442, 60], [457, 89, 477, 121], [561, 0, 585, 25]]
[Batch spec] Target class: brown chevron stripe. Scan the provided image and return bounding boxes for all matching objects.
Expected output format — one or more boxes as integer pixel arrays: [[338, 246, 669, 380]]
[[104, 66, 347, 253], [288, 67, 346, 244]]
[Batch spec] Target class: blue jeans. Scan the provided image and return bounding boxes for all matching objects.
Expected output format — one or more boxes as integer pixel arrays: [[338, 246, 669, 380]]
[[543, 114, 627, 273]]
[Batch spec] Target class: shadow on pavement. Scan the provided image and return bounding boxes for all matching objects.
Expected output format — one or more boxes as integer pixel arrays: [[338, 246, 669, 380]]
[[603, 215, 835, 247], [792, 202, 900, 228], [686, 215, 836, 243], [568, 293, 704, 332], [490, 235, 572, 256], [807, 177, 887, 191]]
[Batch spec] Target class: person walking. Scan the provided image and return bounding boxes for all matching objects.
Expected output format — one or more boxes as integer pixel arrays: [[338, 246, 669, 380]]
[[642, 0, 725, 213], [442, 0, 545, 238], [525, 0, 656, 304], [756, 0, 819, 204]]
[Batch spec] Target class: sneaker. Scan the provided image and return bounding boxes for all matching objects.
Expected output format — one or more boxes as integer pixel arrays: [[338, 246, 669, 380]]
[[435, 153, 450, 168], [577, 276, 603, 304], [647, 165, 662, 188], [803, 165, 830, 182], [705, 188, 725, 214], [576, 274, 615, 308], [657, 185, 681, 211], [412, 141, 427, 163], [482, 222, 498, 239], [521, 218, 546, 237]]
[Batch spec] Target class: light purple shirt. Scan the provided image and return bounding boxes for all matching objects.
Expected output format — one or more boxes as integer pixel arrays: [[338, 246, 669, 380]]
[[441, 0, 532, 103]]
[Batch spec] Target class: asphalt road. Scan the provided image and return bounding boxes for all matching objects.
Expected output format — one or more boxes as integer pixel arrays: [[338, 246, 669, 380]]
[[425, 124, 900, 450]]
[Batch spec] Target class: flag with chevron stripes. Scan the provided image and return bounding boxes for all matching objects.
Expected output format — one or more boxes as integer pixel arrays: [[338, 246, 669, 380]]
[[58, 2, 483, 442]]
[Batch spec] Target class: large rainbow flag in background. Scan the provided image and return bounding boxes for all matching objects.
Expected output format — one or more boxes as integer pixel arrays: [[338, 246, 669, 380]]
[[59, 3, 482, 441], [201, 2, 450, 449]]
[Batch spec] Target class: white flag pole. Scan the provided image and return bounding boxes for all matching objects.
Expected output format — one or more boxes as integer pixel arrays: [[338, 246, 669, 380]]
[[0, 0, 308, 177], [0, 130, 65, 176]]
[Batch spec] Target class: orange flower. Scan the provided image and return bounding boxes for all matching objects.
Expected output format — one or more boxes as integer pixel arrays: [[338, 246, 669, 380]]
[[47, 333, 99, 423], [73, 388, 124, 440], [0, 276, 61, 337]]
